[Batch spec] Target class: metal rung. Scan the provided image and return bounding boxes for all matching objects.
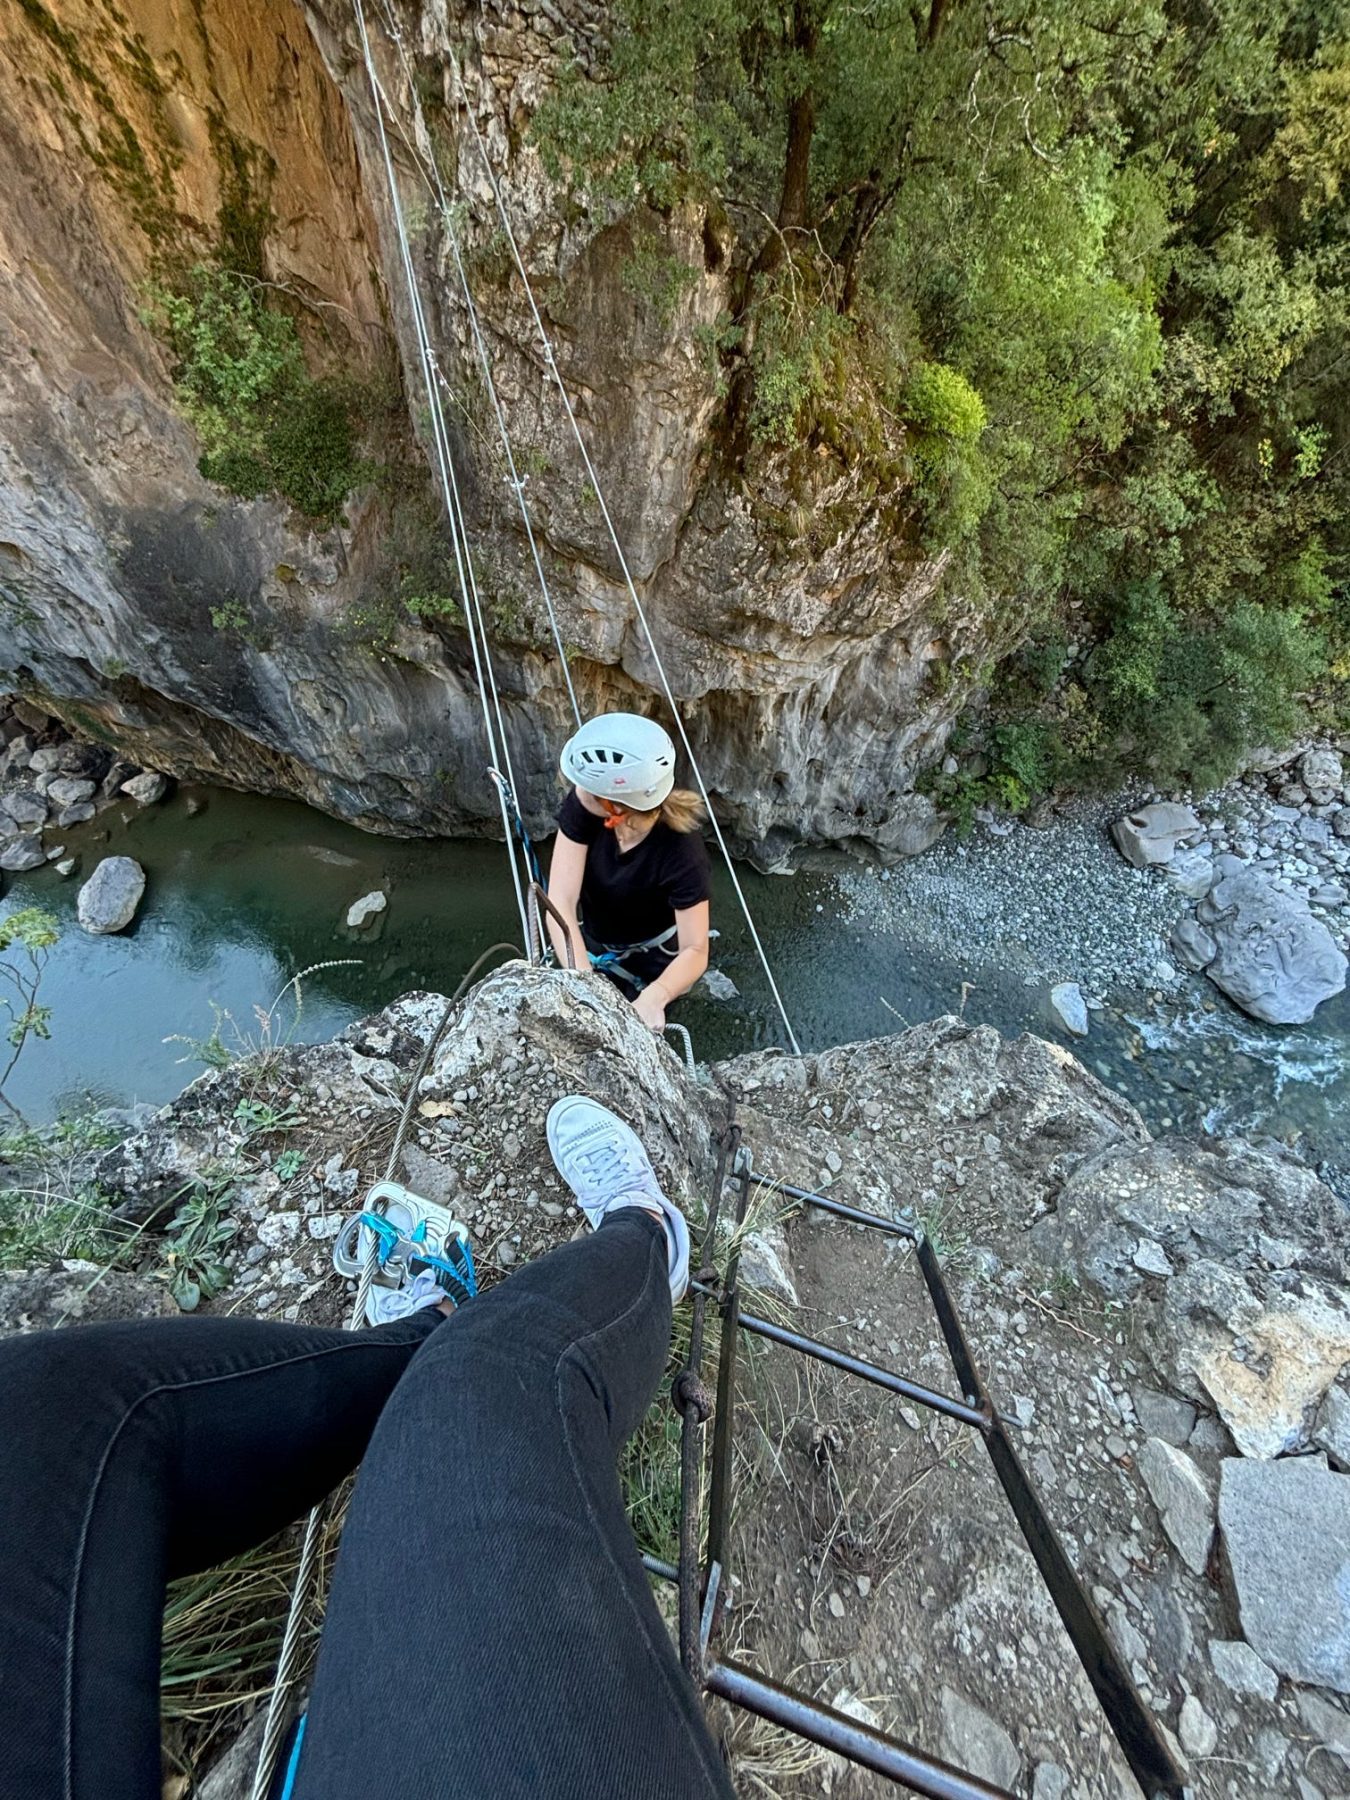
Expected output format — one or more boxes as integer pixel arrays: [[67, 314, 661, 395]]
[[736, 1310, 991, 1430], [704, 1659, 1013, 1800], [749, 1171, 919, 1240]]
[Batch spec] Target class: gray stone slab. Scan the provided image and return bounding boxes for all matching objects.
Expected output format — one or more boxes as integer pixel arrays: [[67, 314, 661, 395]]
[[1219, 1457, 1350, 1693], [1138, 1437, 1215, 1575]]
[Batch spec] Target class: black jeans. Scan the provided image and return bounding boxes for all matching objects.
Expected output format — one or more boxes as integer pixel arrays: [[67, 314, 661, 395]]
[[0, 1213, 733, 1800]]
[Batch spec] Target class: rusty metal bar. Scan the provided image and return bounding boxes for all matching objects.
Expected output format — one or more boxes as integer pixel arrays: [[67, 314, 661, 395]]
[[703, 1660, 1014, 1800], [749, 1172, 919, 1240], [527, 881, 576, 970], [734, 1311, 991, 1431]]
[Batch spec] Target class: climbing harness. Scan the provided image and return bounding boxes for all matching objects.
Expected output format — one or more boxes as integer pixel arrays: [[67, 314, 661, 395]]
[[586, 923, 679, 990]]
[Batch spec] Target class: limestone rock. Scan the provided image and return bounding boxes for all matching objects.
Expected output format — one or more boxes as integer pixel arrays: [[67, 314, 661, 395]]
[[1169, 916, 1217, 973], [120, 770, 170, 805], [1313, 1385, 1350, 1469], [1178, 1694, 1217, 1759], [0, 785, 47, 827], [1298, 1692, 1350, 1768], [77, 856, 146, 934], [1188, 1288, 1350, 1459], [1133, 1387, 1197, 1446], [1209, 1638, 1278, 1703], [345, 889, 388, 929], [1219, 1457, 1350, 1693], [1049, 981, 1089, 1037], [1161, 846, 1215, 900], [737, 1222, 798, 1308], [1111, 803, 1204, 869], [56, 802, 96, 827], [1137, 1438, 1214, 1575], [0, 834, 45, 872], [1032, 1763, 1069, 1800], [1300, 746, 1344, 801], [938, 1686, 1020, 1790], [45, 775, 95, 808], [1196, 855, 1347, 1024]]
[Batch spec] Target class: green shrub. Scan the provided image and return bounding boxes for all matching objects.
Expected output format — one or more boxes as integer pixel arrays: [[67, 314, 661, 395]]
[[145, 266, 359, 525], [901, 364, 987, 442]]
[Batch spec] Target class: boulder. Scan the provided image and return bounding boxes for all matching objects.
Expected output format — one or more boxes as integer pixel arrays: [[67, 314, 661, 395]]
[[876, 792, 946, 858], [0, 785, 48, 828], [1196, 855, 1347, 1024], [1110, 803, 1204, 869], [9, 700, 52, 734], [1161, 846, 1215, 900], [120, 770, 169, 805], [1333, 808, 1350, 841], [345, 890, 387, 929], [0, 834, 45, 872], [45, 776, 95, 809], [1300, 746, 1344, 801], [56, 802, 96, 827], [0, 734, 33, 777], [1169, 917, 1217, 973], [1049, 981, 1089, 1037], [1137, 1438, 1214, 1575], [76, 856, 146, 934], [1219, 1457, 1350, 1693]]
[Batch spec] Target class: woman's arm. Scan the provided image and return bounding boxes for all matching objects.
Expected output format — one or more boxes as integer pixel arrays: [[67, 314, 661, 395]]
[[632, 901, 710, 1031], [545, 832, 590, 971]]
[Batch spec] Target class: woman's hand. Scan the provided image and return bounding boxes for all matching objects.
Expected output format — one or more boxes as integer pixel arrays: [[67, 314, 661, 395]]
[[632, 986, 668, 1032]]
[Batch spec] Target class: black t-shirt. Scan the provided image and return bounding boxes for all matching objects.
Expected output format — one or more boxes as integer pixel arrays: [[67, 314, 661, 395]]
[[556, 790, 711, 948]]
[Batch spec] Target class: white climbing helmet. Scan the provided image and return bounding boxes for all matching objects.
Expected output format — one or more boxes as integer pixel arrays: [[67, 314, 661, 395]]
[[560, 712, 677, 810]]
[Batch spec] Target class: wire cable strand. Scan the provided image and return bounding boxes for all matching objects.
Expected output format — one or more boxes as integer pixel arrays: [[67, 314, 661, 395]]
[[439, 47, 801, 1053]]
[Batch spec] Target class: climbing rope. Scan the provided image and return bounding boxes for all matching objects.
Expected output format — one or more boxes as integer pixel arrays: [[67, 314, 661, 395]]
[[356, 17, 802, 1055], [350, 0, 532, 947], [250, 941, 520, 1800]]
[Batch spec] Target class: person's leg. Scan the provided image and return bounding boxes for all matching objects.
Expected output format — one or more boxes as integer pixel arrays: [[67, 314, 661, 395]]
[[296, 1211, 733, 1800], [0, 1307, 442, 1800]]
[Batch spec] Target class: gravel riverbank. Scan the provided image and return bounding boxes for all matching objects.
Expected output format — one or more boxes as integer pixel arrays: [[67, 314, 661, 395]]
[[838, 791, 1189, 1003]]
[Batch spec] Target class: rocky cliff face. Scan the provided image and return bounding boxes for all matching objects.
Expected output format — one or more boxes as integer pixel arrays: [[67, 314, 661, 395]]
[[0, 0, 963, 862], [7, 968, 1348, 1794]]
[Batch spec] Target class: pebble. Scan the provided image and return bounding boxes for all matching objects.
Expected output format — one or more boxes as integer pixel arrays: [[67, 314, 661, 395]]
[[828, 1590, 846, 1619]]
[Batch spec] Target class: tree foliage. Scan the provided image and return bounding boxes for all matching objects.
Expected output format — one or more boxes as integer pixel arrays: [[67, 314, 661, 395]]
[[534, 0, 1350, 790]]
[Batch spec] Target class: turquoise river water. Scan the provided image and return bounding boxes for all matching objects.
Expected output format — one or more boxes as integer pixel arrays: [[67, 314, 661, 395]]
[[0, 784, 1344, 1185]]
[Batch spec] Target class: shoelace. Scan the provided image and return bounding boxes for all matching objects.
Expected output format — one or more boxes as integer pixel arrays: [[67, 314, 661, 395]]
[[369, 1270, 448, 1323], [574, 1135, 649, 1205]]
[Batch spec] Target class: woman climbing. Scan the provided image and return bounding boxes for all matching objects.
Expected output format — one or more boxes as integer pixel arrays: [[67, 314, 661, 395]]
[[546, 712, 711, 1032]]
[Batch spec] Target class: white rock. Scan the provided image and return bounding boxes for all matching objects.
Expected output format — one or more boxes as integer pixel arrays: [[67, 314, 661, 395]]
[[76, 856, 146, 934], [1049, 981, 1089, 1036], [1111, 803, 1204, 868], [1132, 1238, 1173, 1278], [1179, 1694, 1217, 1759], [120, 770, 169, 805], [346, 890, 388, 929]]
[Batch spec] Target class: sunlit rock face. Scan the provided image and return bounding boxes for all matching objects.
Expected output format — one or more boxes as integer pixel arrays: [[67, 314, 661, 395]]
[[0, 0, 980, 862]]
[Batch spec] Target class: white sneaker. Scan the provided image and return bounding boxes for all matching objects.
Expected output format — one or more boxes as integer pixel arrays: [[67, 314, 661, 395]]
[[366, 1268, 450, 1325], [546, 1095, 690, 1302]]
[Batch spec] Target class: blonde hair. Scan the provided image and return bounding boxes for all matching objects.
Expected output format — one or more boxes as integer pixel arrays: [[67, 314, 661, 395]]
[[624, 787, 706, 834]]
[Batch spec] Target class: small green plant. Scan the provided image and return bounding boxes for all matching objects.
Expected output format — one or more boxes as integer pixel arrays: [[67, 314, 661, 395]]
[[0, 907, 60, 1122], [275, 1147, 305, 1181], [158, 1182, 238, 1311], [143, 265, 360, 525], [209, 598, 250, 634], [233, 1096, 302, 1138], [620, 236, 700, 328]]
